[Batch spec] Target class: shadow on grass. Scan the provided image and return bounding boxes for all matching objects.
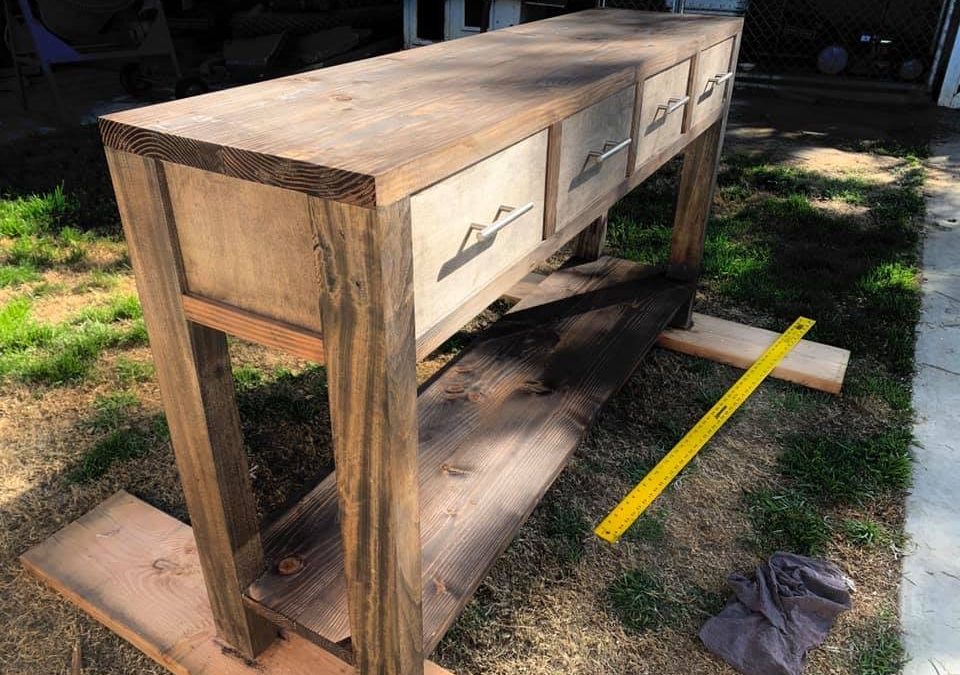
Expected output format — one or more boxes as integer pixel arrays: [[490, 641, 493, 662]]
[[608, 152, 924, 375]]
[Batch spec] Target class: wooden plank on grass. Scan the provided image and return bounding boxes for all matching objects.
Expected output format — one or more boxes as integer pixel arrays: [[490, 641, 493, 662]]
[[19, 491, 452, 675], [504, 272, 849, 394]]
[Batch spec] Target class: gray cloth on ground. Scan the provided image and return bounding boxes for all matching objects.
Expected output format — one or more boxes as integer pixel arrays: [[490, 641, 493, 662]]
[[699, 552, 853, 675]]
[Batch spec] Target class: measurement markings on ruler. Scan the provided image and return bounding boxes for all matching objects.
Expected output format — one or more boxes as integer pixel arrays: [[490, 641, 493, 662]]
[[594, 316, 816, 544]]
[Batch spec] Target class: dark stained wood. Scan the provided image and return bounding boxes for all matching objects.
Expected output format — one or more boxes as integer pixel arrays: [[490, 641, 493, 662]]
[[666, 120, 723, 328], [182, 294, 325, 363], [308, 198, 424, 675], [100, 10, 742, 206], [542, 121, 563, 237], [245, 257, 694, 653], [19, 491, 454, 675], [571, 213, 609, 261], [104, 148, 276, 658]]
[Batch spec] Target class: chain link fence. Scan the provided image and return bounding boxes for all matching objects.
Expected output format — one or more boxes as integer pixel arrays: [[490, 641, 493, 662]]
[[606, 0, 951, 88]]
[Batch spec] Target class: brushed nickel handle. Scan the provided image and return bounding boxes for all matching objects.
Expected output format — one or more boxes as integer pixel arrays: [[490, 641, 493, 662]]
[[587, 137, 632, 164], [709, 72, 734, 85], [470, 202, 535, 242], [659, 95, 690, 115]]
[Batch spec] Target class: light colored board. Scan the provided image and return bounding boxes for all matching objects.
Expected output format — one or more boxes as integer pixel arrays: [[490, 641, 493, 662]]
[[658, 313, 849, 394], [105, 149, 276, 657], [501, 271, 848, 394], [555, 87, 633, 231], [181, 294, 325, 363], [634, 59, 691, 170], [20, 491, 453, 675], [691, 37, 735, 128], [100, 10, 742, 206], [410, 130, 548, 337], [162, 162, 323, 334]]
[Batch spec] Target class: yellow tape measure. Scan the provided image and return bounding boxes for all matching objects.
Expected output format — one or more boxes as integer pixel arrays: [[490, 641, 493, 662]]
[[594, 316, 816, 544]]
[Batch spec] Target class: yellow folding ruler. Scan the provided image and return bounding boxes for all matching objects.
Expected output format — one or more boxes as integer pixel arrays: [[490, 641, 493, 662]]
[[594, 316, 816, 544]]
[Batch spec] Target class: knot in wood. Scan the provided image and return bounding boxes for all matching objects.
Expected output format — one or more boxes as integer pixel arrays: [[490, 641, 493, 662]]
[[277, 556, 304, 576]]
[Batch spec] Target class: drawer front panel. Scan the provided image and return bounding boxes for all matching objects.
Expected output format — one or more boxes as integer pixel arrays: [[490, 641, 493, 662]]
[[691, 37, 736, 128], [411, 130, 548, 336], [556, 86, 635, 230], [634, 60, 692, 170]]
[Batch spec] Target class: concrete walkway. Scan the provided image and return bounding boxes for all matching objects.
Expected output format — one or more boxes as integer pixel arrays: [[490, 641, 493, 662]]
[[901, 130, 960, 675]]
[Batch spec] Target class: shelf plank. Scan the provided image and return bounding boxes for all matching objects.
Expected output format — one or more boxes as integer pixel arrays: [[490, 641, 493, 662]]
[[504, 273, 849, 394], [245, 257, 693, 652], [20, 491, 452, 675]]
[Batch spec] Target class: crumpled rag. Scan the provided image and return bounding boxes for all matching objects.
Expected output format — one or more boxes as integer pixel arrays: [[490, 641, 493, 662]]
[[699, 552, 853, 675]]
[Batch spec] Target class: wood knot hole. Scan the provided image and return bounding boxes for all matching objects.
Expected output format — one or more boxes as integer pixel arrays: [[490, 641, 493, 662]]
[[277, 556, 304, 576]]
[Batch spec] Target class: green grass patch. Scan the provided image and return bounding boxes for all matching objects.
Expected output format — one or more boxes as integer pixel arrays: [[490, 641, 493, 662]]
[[625, 511, 667, 544], [853, 617, 906, 675], [840, 519, 901, 549], [233, 365, 266, 391], [114, 356, 154, 384], [608, 153, 924, 376], [70, 427, 150, 483], [0, 186, 76, 237], [779, 429, 912, 505], [746, 489, 831, 556], [0, 295, 148, 385], [607, 568, 678, 632], [90, 390, 140, 432], [848, 371, 912, 412], [0, 263, 40, 288], [540, 499, 589, 565], [236, 364, 328, 424]]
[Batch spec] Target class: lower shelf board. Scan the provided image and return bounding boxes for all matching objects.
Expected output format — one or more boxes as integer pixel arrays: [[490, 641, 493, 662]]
[[19, 491, 452, 675], [245, 257, 694, 653]]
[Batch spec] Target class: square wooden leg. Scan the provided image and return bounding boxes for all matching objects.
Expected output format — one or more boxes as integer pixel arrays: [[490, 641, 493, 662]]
[[310, 198, 425, 675], [105, 149, 276, 658], [667, 120, 724, 329]]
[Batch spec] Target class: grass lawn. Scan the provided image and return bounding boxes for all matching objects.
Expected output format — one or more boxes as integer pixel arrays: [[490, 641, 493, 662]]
[[0, 107, 925, 675]]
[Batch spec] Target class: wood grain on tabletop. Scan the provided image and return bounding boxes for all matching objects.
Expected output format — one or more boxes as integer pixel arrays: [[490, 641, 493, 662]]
[[99, 10, 742, 206]]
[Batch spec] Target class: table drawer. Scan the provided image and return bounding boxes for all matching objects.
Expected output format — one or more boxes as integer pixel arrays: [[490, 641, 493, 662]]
[[691, 37, 736, 128], [410, 130, 548, 336], [634, 59, 692, 170], [556, 86, 635, 230]]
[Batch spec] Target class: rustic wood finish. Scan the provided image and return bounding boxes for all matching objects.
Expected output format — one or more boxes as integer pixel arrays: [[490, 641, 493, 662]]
[[571, 214, 609, 261], [182, 294, 325, 363], [104, 149, 276, 658], [24, 12, 746, 675], [99, 11, 741, 207], [246, 258, 694, 651], [20, 491, 453, 675], [501, 273, 849, 395], [667, 120, 724, 328], [310, 198, 424, 675]]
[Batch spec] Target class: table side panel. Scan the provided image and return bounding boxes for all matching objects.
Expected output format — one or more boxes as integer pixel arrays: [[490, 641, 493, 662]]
[[163, 162, 324, 334]]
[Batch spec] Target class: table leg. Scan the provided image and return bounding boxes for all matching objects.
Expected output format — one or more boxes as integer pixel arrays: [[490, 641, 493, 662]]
[[571, 212, 609, 261], [310, 197, 425, 675], [666, 119, 724, 329], [104, 149, 276, 658]]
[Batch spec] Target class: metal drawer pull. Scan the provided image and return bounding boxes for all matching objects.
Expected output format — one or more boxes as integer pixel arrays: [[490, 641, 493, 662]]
[[659, 95, 690, 115], [470, 202, 535, 242], [709, 72, 734, 85], [588, 137, 632, 164]]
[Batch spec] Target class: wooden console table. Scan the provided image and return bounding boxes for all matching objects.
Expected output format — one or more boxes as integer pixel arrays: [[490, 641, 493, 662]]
[[23, 10, 742, 675]]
